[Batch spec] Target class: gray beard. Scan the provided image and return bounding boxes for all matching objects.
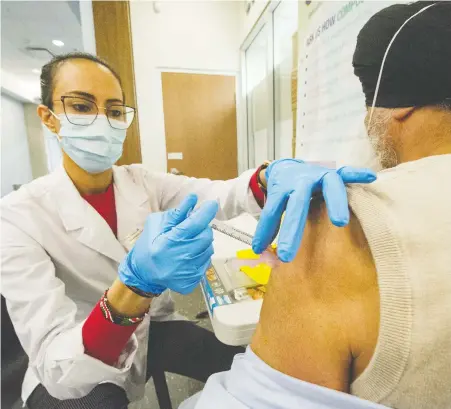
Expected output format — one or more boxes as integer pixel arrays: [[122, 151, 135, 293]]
[[366, 109, 399, 169]]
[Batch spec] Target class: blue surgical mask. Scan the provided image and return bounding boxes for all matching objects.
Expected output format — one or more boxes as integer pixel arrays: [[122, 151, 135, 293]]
[[51, 113, 127, 174]]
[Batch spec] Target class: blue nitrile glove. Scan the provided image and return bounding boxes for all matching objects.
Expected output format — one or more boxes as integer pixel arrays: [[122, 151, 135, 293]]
[[252, 159, 377, 263], [118, 194, 219, 295]]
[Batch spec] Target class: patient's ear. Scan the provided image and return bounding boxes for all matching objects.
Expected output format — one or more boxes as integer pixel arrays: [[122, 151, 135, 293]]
[[392, 107, 416, 122]]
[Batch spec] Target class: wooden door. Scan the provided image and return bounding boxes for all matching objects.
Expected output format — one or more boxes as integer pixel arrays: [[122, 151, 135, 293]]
[[161, 72, 238, 180], [92, 0, 142, 165]]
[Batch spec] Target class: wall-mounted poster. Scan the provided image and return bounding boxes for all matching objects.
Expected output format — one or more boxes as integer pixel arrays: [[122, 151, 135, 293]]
[[296, 1, 399, 169]]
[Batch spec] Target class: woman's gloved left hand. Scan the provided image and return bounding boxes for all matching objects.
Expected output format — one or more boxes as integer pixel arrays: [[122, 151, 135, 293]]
[[252, 159, 377, 263]]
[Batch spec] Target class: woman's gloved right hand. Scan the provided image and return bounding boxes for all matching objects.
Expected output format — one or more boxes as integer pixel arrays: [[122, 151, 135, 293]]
[[118, 194, 219, 295]]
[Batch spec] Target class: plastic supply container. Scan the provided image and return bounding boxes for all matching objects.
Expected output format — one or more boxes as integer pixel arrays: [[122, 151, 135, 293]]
[[200, 257, 264, 346]]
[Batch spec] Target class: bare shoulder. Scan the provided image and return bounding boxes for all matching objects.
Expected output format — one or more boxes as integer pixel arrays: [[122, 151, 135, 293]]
[[251, 199, 380, 392]]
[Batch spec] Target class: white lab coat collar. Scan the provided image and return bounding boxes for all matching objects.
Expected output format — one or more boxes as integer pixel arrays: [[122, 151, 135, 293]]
[[50, 166, 150, 263], [112, 165, 150, 246]]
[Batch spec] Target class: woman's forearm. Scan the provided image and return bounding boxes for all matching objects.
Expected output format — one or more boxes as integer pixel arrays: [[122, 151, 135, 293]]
[[259, 168, 267, 187], [107, 278, 152, 317], [82, 279, 151, 366]]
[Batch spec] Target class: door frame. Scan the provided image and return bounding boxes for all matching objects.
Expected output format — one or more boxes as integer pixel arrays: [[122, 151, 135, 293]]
[[157, 67, 246, 174], [240, 1, 282, 169]]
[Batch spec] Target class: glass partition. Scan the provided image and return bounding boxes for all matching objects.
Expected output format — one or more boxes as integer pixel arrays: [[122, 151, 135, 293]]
[[243, 1, 298, 167], [245, 24, 272, 168], [273, 0, 298, 159]]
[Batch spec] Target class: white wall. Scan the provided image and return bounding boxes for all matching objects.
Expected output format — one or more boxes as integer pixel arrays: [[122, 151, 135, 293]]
[[1, 69, 41, 103], [239, 0, 270, 44], [23, 103, 49, 179], [1, 94, 33, 197], [80, 0, 96, 54], [130, 0, 242, 172]]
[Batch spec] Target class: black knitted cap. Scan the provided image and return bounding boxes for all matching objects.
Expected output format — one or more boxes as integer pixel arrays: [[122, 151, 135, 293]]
[[353, 1, 451, 108]]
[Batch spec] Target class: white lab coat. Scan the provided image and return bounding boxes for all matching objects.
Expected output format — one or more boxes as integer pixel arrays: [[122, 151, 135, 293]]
[[0, 165, 260, 403]]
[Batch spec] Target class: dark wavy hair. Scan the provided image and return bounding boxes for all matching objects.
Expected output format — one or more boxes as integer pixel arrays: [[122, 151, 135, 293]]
[[40, 52, 122, 109]]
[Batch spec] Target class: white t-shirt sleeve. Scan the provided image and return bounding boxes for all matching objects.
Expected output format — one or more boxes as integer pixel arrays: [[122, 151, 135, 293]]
[[179, 347, 391, 409]]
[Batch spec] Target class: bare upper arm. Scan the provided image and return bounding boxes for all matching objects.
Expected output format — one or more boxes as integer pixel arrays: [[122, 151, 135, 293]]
[[251, 200, 380, 392]]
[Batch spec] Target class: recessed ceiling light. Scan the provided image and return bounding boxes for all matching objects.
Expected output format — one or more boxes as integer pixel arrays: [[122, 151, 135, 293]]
[[32, 69, 40, 74], [52, 39, 64, 47]]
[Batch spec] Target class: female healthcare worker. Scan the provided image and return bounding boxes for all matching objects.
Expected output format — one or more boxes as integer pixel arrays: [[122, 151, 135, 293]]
[[0, 52, 376, 409]]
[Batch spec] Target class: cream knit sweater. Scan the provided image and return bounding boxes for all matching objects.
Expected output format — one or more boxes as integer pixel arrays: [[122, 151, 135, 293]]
[[348, 154, 451, 409]]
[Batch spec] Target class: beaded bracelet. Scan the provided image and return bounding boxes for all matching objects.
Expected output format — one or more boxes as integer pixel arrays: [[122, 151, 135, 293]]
[[100, 290, 148, 326]]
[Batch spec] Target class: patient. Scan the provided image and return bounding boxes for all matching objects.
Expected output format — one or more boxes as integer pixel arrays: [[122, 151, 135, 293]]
[[253, 2, 451, 408], [182, 3, 451, 409]]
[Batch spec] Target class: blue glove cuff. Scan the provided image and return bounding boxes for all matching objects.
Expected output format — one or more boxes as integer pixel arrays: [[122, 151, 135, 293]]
[[265, 158, 305, 181], [118, 249, 166, 295]]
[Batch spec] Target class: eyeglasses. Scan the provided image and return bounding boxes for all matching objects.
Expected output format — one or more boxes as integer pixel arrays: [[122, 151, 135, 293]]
[[55, 96, 136, 130]]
